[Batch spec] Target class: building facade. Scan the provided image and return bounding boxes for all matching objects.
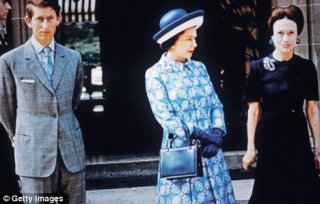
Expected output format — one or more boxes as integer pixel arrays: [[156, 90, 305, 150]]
[[8, 0, 320, 155]]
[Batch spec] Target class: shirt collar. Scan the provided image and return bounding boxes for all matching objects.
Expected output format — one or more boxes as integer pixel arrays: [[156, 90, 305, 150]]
[[31, 35, 55, 54], [159, 53, 193, 71]]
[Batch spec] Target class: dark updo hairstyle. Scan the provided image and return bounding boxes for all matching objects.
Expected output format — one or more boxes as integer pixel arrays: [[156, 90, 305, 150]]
[[160, 31, 183, 51], [268, 5, 304, 35]]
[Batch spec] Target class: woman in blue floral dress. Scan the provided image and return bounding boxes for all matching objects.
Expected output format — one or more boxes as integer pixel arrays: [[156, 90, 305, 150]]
[[145, 8, 235, 204]]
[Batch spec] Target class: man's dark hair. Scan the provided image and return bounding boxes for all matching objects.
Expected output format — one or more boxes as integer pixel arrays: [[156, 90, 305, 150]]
[[26, 0, 61, 19]]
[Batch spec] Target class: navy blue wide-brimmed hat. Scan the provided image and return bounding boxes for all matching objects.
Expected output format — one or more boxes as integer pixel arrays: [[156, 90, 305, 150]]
[[153, 8, 204, 44]]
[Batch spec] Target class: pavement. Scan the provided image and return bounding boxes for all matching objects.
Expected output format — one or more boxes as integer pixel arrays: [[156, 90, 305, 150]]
[[86, 179, 254, 204], [85, 151, 254, 203]]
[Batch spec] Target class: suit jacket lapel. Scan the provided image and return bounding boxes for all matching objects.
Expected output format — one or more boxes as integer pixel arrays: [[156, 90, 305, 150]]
[[52, 43, 66, 90], [24, 40, 54, 94]]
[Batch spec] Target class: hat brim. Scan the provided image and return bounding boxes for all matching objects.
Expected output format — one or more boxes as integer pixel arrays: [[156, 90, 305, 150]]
[[153, 10, 204, 44]]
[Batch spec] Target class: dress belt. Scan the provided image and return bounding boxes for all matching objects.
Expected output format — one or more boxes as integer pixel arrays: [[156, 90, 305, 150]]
[[262, 107, 303, 113]]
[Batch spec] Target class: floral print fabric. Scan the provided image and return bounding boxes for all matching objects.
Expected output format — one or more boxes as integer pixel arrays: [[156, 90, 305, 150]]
[[145, 54, 235, 204]]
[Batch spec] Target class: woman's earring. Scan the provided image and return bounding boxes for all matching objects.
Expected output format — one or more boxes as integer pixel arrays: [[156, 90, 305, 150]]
[[296, 38, 301, 44], [269, 39, 274, 46]]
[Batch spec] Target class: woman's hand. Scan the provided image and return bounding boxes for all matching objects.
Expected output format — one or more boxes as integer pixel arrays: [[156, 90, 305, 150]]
[[242, 149, 256, 171], [306, 101, 320, 171], [201, 143, 219, 158], [191, 127, 223, 147]]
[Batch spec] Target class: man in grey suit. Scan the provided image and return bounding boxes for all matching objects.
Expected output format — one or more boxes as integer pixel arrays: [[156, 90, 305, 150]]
[[0, 0, 85, 203]]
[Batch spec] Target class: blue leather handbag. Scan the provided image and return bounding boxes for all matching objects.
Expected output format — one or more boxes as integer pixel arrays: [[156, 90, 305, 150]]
[[159, 134, 203, 179]]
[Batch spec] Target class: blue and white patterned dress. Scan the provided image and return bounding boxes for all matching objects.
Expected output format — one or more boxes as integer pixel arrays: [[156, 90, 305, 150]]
[[145, 54, 235, 204]]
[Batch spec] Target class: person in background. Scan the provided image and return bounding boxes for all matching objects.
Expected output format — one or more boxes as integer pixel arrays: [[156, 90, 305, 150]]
[[242, 5, 320, 204], [0, 0, 86, 203], [0, 0, 10, 53], [0, 0, 19, 194], [145, 8, 235, 204]]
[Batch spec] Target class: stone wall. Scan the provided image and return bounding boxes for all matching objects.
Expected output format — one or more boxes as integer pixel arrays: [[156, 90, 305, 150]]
[[10, 0, 30, 48], [308, 1, 320, 92]]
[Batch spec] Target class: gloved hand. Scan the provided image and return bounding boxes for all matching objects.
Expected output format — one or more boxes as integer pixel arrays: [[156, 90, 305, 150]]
[[191, 127, 224, 147], [201, 142, 220, 158]]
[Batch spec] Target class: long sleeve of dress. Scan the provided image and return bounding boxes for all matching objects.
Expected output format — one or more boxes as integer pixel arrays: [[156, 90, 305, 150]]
[[200, 64, 226, 134], [145, 68, 190, 138]]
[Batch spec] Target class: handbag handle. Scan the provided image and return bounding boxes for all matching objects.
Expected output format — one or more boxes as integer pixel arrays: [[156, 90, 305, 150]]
[[168, 133, 174, 149], [167, 133, 199, 149]]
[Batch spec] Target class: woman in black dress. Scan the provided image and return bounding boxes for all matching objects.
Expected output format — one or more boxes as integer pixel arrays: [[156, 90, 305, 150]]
[[242, 5, 320, 204]]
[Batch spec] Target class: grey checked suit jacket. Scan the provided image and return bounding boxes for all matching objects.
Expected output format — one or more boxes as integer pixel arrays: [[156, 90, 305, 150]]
[[0, 40, 85, 177]]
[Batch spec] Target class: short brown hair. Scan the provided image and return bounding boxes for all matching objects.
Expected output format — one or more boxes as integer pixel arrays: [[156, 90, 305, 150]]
[[160, 31, 185, 51], [160, 34, 179, 51], [268, 5, 304, 35], [26, 0, 61, 19]]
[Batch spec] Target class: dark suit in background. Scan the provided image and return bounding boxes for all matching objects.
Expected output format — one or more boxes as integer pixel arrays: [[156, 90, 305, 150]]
[[0, 0, 19, 193]]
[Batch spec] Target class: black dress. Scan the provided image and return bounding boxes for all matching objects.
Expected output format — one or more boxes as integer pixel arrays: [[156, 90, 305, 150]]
[[247, 54, 320, 204]]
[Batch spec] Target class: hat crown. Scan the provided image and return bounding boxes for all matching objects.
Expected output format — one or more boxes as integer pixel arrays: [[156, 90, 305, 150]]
[[153, 9, 204, 44], [159, 8, 187, 29]]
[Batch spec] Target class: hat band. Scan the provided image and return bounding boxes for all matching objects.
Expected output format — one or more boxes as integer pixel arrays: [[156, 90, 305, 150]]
[[156, 16, 203, 44]]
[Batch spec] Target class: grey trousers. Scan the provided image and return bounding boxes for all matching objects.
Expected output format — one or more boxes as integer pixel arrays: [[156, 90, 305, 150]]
[[19, 154, 86, 204]]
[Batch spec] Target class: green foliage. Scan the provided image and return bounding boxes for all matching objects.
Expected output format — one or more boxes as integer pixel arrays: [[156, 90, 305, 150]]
[[59, 21, 101, 69]]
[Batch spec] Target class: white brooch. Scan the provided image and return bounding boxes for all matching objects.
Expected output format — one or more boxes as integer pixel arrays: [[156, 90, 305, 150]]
[[263, 57, 276, 71]]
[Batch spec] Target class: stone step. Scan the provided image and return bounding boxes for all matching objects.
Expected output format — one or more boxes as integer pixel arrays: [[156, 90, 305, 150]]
[[86, 179, 254, 204], [86, 151, 255, 190]]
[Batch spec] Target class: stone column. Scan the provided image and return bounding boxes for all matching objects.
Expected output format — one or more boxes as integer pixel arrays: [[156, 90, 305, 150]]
[[10, 0, 30, 48], [307, 0, 320, 91]]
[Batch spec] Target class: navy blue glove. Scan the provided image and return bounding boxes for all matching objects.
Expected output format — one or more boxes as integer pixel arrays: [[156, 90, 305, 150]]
[[201, 142, 220, 158], [191, 127, 224, 147]]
